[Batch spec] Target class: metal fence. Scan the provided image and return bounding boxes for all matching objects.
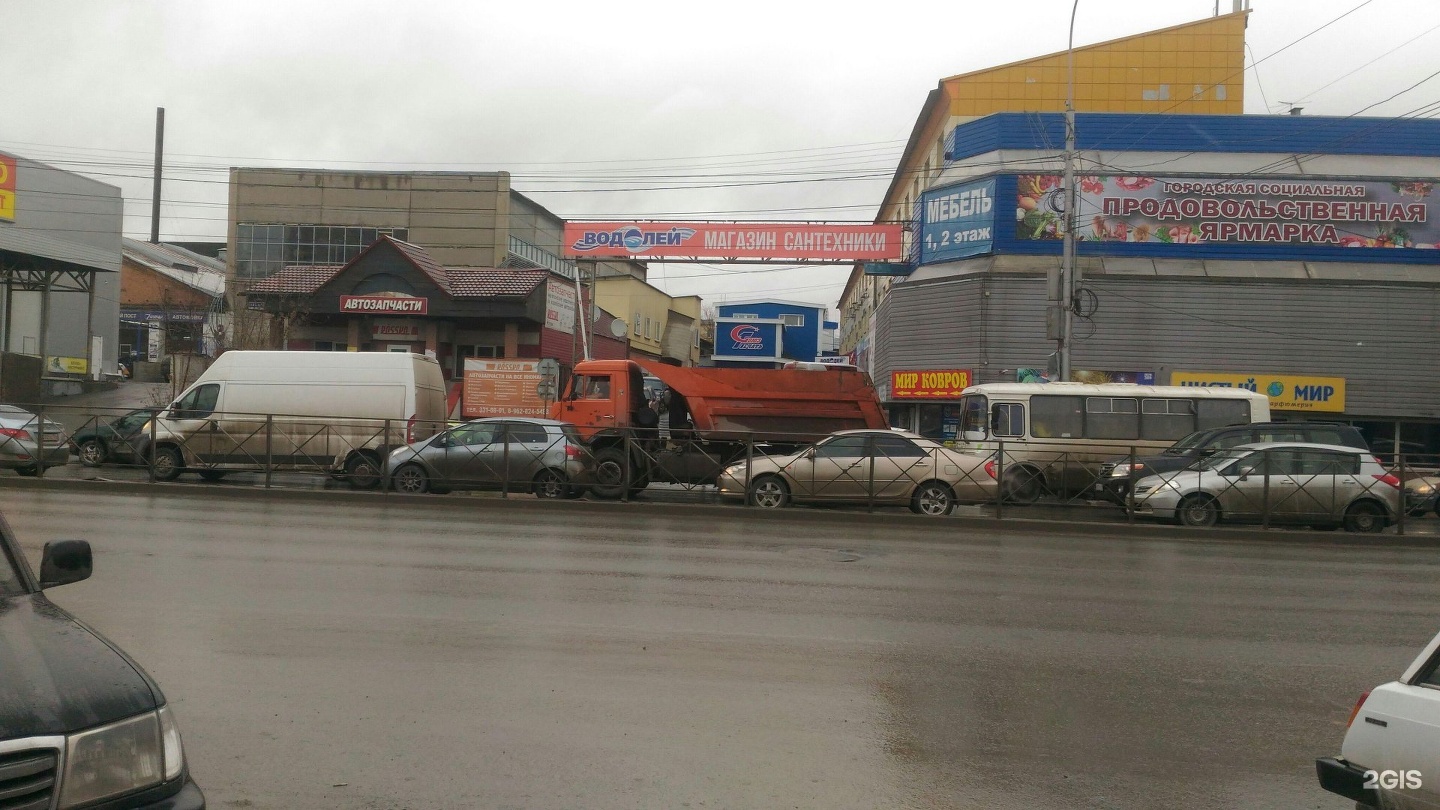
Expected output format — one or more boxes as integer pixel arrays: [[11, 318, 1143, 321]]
[[8, 401, 1437, 533]]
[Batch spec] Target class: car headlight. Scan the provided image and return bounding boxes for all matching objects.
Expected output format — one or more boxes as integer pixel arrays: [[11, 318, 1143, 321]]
[[1413, 483, 1435, 496], [59, 707, 185, 808], [1110, 463, 1144, 477], [722, 464, 745, 478]]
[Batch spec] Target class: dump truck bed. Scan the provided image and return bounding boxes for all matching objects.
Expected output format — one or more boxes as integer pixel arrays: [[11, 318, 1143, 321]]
[[636, 358, 888, 440]]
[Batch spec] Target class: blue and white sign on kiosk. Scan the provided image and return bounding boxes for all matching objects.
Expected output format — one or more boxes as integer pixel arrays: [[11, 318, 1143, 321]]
[[918, 177, 996, 265], [712, 317, 784, 362]]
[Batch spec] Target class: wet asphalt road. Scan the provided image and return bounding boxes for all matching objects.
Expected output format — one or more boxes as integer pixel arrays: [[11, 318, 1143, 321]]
[[2, 488, 1436, 810]]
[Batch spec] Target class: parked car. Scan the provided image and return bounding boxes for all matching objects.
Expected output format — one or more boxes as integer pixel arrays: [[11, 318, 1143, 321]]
[[0, 512, 205, 809], [1130, 442, 1400, 532], [716, 428, 997, 516], [0, 404, 69, 476], [386, 417, 592, 497], [70, 408, 153, 467], [1096, 422, 1369, 503], [1406, 474, 1440, 517], [1316, 627, 1440, 809]]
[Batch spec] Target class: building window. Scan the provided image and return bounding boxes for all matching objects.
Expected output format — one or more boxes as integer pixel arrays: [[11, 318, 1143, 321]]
[[644, 317, 652, 340], [779, 314, 805, 327], [313, 341, 349, 352], [634, 314, 642, 336], [235, 224, 409, 280], [730, 313, 758, 319]]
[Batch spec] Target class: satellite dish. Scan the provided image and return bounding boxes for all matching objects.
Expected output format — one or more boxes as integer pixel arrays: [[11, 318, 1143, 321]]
[[609, 319, 628, 338]]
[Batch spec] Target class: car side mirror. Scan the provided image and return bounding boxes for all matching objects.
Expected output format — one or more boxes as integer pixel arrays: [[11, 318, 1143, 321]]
[[1197, 448, 1218, 457], [1236, 465, 1257, 481], [40, 539, 92, 589], [804, 448, 817, 460]]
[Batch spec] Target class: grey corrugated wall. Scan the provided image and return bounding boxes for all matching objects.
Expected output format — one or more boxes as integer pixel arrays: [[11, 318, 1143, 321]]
[[876, 271, 1440, 419]]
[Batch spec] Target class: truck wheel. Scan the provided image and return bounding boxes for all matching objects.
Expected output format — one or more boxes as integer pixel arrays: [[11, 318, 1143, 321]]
[[198, 470, 227, 482], [150, 446, 183, 482], [747, 475, 790, 509], [589, 448, 630, 500], [392, 463, 430, 494], [910, 481, 955, 516], [533, 468, 570, 500], [78, 439, 107, 467], [345, 452, 381, 490]]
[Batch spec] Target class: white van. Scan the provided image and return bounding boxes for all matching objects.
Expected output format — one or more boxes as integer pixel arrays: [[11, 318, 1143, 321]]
[[144, 351, 447, 487]]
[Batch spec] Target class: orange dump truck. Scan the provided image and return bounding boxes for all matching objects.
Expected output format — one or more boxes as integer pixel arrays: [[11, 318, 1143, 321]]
[[551, 358, 888, 498]]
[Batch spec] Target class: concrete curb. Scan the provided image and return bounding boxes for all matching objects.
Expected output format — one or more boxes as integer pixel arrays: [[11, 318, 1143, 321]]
[[4, 475, 1435, 548]]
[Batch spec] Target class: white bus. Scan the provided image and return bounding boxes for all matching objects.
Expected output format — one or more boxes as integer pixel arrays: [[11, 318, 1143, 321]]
[[956, 382, 1271, 502]]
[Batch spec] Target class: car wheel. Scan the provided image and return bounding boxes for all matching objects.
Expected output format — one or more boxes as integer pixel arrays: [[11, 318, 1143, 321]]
[[78, 438, 107, 467], [345, 452, 381, 490], [198, 470, 226, 482], [589, 448, 629, 500], [14, 465, 38, 477], [533, 468, 570, 499], [910, 481, 955, 516], [1176, 494, 1220, 527], [150, 446, 183, 482], [1003, 466, 1045, 504], [747, 475, 790, 509], [392, 463, 430, 494], [1343, 500, 1386, 533]]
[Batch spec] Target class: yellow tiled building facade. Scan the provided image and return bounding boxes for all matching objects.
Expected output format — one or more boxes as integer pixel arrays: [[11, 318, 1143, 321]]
[[839, 12, 1247, 360]]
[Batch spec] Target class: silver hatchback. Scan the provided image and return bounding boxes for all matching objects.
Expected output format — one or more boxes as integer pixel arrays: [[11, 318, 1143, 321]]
[[1131, 441, 1400, 532], [0, 404, 70, 475], [385, 417, 592, 498]]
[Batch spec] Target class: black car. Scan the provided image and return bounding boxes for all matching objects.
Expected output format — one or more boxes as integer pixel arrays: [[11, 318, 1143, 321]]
[[70, 408, 153, 467], [0, 514, 205, 809], [1096, 422, 1369, 503]]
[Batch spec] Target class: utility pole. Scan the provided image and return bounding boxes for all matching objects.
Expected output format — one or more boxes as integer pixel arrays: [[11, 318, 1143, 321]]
[[151, 107, 164, 243], [1056, 2, 1080, 381]]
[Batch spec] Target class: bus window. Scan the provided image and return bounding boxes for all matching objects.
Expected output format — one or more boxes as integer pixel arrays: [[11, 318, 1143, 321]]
[[1085, 397, 1139, 440], [1030, 395, 1083, 439], [1197, 399, 1251, 430], [992, 403, 1024, 437], [1141, 398, 1196, 440]]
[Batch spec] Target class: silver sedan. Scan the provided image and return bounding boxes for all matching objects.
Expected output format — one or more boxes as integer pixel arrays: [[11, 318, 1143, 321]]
[[0, 404, 69, 475], [717, 429, 997, 516], [385, 417, 592, 497]]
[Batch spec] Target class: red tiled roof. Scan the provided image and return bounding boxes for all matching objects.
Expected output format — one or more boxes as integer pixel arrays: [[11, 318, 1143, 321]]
[[245, 263, 547, 300], [244, 265, 339, 295], [445, 268, 547, 297], [389, 238, 453, 293]]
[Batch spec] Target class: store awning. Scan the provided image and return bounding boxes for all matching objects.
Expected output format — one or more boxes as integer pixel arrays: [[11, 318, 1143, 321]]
[[0, 226, 120, 273]]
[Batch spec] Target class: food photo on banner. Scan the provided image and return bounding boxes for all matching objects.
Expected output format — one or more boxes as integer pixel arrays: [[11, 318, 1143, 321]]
[[1015, 175, 1438, 249]]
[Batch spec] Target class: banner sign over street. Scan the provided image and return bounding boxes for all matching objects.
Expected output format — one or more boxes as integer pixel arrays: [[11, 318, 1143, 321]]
[[563, 222, 904, 261], [1017, 175, 1438, 249]]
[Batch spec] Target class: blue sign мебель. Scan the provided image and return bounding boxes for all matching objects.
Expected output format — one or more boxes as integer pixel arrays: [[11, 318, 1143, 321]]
[[919, 178, 996, 265]]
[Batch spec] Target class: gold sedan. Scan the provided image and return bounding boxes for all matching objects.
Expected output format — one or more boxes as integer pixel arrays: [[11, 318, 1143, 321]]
[[717, 429, 998, 516]]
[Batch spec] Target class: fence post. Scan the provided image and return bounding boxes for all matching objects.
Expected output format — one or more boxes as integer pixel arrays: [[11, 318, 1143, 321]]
[[381, 418, 392, 496], [1261, 449, 1271, 530], [1126, 445, 1136, 524], [501, 422, 510, 499], [622, 430, 632, 503], [1397, 452, 1407, 537], [995, 439, 1005, 520], [866, 442, 877, 514], [744, 434, 754, 508], [264, 415, 274, 489], [35, 402, 45, 479], [148, 408, 158, 484]]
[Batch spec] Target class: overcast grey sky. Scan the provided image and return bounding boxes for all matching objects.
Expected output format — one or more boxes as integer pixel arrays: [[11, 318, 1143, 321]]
[[4, 0, 1437, 313]]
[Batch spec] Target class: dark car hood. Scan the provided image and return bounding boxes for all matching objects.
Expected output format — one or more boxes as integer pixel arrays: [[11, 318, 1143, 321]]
[[0, 594, 160, 738]]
